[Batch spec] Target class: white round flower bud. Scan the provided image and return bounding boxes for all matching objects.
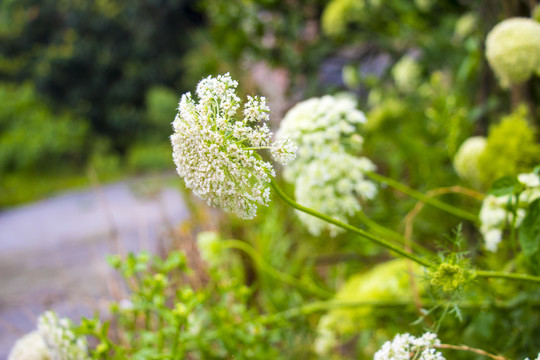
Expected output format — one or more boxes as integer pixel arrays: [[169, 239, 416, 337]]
[[486, 18, 540, 87], [453, 136, 487, 188]]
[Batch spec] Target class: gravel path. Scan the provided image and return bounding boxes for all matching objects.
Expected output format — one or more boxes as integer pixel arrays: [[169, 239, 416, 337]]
[[0, 176, 188, 358]]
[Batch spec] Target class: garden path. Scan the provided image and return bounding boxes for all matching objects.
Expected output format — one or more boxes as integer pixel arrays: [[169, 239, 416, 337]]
[[0, 176, 188, 358]]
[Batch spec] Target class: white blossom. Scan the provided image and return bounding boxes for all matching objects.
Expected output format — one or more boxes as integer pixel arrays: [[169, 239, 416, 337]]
[[277, 95, 366, 180], [8, 331, 50, 360], [271, 137, 297, 165], [486, 18, 540, 87], [453, 136, 487, 188], [294, 153, 377, 236], [38, 311, 89, 360], [479, 171, 540, 252], [518, 172, 540, 188], [276, 95, 375, 235], [171, 73, 295, 219], [374, 332, 444, 360]]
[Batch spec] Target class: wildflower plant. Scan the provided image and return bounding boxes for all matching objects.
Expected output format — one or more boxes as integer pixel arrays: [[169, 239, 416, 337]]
[[170, 73, 295, 219]]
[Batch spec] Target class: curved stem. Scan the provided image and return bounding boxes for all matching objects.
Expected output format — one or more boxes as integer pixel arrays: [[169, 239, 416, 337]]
[[260, 300, 414, 324], [270, 180, 433, 268], [437, 344, 508, 360], [475, 270, 540, 284], [366, 171, 480, 224], [221, 239, 333, 299], [260, 298, 540, 324]]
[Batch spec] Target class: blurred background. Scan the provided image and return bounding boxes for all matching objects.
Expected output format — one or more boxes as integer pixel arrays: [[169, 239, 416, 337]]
[[2, 0, 540, 358]]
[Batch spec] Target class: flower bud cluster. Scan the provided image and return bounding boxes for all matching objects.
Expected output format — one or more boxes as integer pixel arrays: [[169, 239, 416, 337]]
[[374, 332, 444, 360], [277, 95, 377, 236], [479, 172, 540, 252], [171, 73, 296, 219]]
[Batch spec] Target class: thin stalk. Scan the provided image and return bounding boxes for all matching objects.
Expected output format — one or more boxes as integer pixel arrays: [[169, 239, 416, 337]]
[[260, 298, 540, 324], [271, 180, 540, 285], [366, 171, 479, 224], [221, 239, 333, 299], [475, 270, 540, 284], [270, 180, 433, 268], [437, 344, 508, 360], [508, 191, 522, 256]]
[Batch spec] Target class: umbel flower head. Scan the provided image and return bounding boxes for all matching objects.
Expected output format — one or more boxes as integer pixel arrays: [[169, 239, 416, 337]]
[[38, 311, 89, 360], [171, 73, 296, 219], [277, 94, 367, 181], [8, 311, 89, 360], [295, 152, 377, 236], [486, 17, 540, 87], [8, 331, 49, 360], [277, 95, 376, 235], [374, 332, 444, 360]]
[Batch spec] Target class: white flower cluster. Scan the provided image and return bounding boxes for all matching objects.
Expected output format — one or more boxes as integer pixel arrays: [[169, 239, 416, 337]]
[[486, 18, 540, 87], [278, 95, 366, 178], [277, 95, 377, 236], [453, 136, 487, 188], [524, 353, 540, 360], [38, 311, 89, 360], [8, 331, 50, 360], [374, 332, 444, 360], [479, 172, 540, 252], [8, 311, 89, 360], [295, 153, 377, 236], [171, 73, 296, 219]]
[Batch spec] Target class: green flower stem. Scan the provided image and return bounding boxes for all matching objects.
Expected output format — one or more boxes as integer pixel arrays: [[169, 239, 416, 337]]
[[261, 298, 540, 324], [356, 212, 434, 257], [221, 239, 333, 299], [270, 180, 433, 268], [261, 300, 413, 323], [475, 270, 540, 284], [366, 171, 480, 224]]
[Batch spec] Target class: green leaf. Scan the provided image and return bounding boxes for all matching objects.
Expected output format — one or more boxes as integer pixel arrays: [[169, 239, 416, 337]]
[[518, 199, 540, 273], [488, 176, 520, 196]]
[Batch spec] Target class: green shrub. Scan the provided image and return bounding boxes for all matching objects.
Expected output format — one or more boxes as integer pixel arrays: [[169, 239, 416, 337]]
[[127, 143, 173, 173], [0, 82, 88, 172], [478, 106, 540, 187]]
